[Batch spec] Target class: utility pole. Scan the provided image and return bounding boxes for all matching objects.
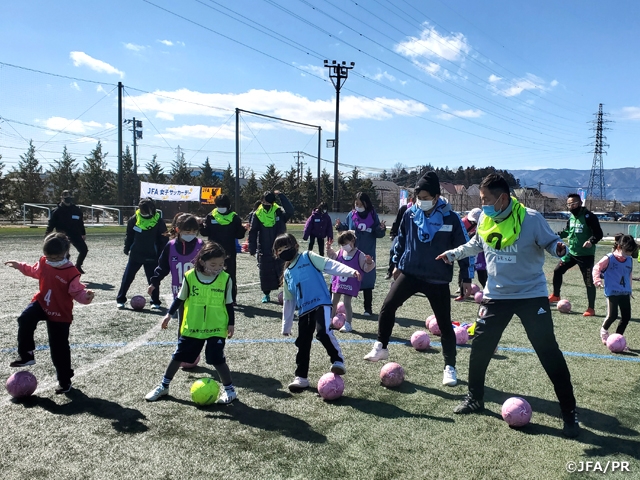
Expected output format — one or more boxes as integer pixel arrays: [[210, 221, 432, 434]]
[[293, 151, 305, 185], [587, 103, 611, 210], [117, 82, 123, 206], [324, 59, 355, 212], [124, 117, 143, 175]]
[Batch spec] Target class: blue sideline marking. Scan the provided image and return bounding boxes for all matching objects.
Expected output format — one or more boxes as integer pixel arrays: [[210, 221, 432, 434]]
[[1, 339, 639, 363]]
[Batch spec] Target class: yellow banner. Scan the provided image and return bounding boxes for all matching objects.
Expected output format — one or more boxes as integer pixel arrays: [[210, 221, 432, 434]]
[[200, 187, 222, 204]]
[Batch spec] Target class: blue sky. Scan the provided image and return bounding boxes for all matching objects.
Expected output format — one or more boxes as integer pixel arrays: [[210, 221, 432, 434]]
[[1, 0, 639, 180]]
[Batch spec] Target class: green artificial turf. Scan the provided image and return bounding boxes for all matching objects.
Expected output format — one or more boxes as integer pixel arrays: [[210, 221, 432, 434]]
[[0, 228, 638, 479]]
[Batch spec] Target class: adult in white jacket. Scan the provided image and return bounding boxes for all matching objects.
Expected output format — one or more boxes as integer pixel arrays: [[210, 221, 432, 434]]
[[437, 173, 579, 438]]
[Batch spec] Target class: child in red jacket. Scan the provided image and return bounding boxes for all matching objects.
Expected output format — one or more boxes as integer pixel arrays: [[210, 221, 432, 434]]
[[5, 233, 94, 394]]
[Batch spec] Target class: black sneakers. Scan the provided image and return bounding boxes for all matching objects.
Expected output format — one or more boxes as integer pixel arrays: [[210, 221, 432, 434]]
[[55, 383, 72, 395], [562, 410, 580, 438], [10, 355, 35, 367], [454, 394, 485, 414]]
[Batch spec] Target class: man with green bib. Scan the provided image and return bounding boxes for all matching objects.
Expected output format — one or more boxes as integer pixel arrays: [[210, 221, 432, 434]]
[[249, 190, 294, 303], [200, 194, 246, 304], [548, 193, 603, 316], [437, 174, 579, 438]]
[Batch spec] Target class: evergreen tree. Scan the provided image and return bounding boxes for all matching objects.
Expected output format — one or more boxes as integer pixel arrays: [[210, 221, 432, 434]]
[[301, 168, 318, 214], [344, 167, 364, 202], [145, 154, 165, 183], [240, 171, 260, 216], [48, 146, 80, 202], [259, 164, 282, 193], [220, 164, 237, 205], [122, 146, 139, 206], [380, 170, 389, 181], [81, 141, 113, 205], [198, 157, 219, 187], [170, 151, 192, 184], [282, 166, 303, 220], [320, 169, 333, 210], [0, 155, 6, 215], [10, 140, 46, 221]]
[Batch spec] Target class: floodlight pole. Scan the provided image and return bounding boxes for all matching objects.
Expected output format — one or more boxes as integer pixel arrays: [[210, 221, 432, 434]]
[[324, 60, 354, 212]]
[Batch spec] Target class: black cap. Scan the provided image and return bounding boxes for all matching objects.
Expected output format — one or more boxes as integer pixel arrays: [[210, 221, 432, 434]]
[[415, 171, 441, 196]]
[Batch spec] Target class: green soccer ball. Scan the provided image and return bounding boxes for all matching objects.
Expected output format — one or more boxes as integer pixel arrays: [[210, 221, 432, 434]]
[[190, 378, 220, 406]]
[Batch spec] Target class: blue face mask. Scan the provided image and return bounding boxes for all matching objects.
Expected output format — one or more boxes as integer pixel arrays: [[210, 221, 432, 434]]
[[482, 195, 503, 218]]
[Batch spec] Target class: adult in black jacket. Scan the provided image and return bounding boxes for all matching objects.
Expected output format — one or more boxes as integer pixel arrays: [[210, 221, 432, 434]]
[[200, 194, 246, 303], [116, 198, 168, 309], [248, 191, 294, 303], [45, 190, 88, 273], [386, 194, 412, 279]]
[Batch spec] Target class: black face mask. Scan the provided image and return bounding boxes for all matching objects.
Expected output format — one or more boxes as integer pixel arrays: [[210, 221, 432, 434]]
[[569, 207, 581, 215], [62, 197, 73, 205], [278, 248, 296, 262], [262, 203, 272, 211]]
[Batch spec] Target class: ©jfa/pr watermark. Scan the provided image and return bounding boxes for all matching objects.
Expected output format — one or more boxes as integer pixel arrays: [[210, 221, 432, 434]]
[[566, 460, 630, 473]]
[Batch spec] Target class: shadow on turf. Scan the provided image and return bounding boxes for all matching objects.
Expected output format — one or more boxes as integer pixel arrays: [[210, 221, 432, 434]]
[[234, 304, 281, 320], [84, 281, 115, 291], [336, 392, 455, 424], [205, 401, 327, 443], [481, 387, 640, 457], [33, 388, 148, 434]]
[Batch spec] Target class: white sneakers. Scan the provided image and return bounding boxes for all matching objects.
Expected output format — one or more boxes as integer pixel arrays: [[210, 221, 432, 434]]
[[339, 322, 353, 333], [331, 361, 347, 375], [600, 328, 609, 345], [442, 365, 457, 387], [145, 384, 169, 401], [216, 387, 237, 404], [116, 303, 125, 309], [363, 341, 389, 362], [288, 376, 310, 392]]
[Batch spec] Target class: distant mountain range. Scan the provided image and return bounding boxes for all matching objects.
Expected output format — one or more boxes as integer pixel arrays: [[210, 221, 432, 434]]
[[508, 168, 640, 202]]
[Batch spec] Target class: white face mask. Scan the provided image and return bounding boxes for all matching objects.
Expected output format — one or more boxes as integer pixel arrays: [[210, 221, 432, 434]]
[[416, 198, 436, 211], [204, 267, 224, 277], [342, 244, 353, 253], [217, 207, 227, 214], [46, 258, 69, 268], [355, 206, 365, 213], [181, 234, 196, 242]]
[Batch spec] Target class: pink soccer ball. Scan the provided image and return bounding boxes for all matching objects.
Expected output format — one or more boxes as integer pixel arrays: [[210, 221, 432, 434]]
[[317, 372, 344, 400], [427, 315, 441, 336], [410, 331, 431, 351], [277, 291, 284, 305], [336, 302, 346, 315], [130, 295, 146, 311], [470, 284, 481, 295], [181, 354, 201, 369], [474, 291, 484, 303], [6, 371, 37, 399], [380, 362, 405, 388], [501, 397, 533, 427], [557, 299, 571, 313], [454, 326, 469, 345], [331, 313, 346, 330], [606, 333, 627, 353]]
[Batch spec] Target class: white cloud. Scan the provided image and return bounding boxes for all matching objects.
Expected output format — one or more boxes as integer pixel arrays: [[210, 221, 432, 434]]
[[70, 51, 124, 78], [156, 112, 175, 121], [372, 71, 397, 83], [41, 117, 107, 134], [395, 23, 469, 62], [158, 39, 173, 46], [124, 42, 145, 52], [70, 82, 80, 91], [436, 104, 483, 121], [298, 64, 326, 78], [619, 106, 640, 120], [125, 88, 427, 139], [177, 41, 185, 47], [96, 85, 108, 94], [488, 73, 555, 97]]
